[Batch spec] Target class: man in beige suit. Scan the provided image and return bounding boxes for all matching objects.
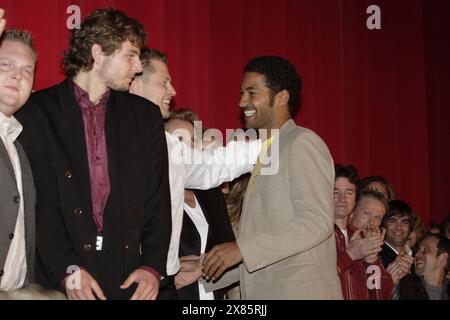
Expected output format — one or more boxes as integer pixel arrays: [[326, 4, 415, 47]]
[[202, 56, 342, 299]]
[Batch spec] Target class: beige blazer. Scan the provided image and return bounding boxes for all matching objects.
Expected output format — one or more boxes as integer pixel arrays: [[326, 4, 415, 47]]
[[204, 119, 342, 299]]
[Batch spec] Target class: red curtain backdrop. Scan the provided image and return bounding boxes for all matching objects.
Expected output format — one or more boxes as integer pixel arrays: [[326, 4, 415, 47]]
[[1, 0, 448, 226]]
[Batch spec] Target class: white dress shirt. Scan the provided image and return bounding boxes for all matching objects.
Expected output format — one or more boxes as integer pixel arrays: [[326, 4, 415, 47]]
[[183, 196, 214, 300], [164, 132, 261, 276], [0, 112, 27, 291]]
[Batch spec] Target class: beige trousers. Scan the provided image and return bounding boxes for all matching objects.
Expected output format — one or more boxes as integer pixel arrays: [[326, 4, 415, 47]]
[[0, 283, 67, 300]]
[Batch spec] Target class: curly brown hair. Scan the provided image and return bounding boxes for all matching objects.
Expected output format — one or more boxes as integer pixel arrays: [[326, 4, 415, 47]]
[[62, 8, 147, 77]]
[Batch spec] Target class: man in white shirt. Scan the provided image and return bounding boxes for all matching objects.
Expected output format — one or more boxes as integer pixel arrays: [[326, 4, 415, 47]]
[[0, 19, 37, 295], [130, 48, 260, 299]]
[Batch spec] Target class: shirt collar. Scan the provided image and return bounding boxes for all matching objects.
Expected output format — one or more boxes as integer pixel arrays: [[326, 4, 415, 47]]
[[384, 241, 413, 256], [0, 111, 23, 142], [72, 80, 110, 110]]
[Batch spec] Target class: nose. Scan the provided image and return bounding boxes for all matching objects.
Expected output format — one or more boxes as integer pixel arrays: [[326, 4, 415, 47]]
[[415, 251, 423, 260], [168, 83, 176, 97], [395, 221, 403, 230], [10, 69, 21, 80], [338, 193, 347, 201], [239, 94, 248, 108], [134, 59, 143, 74]]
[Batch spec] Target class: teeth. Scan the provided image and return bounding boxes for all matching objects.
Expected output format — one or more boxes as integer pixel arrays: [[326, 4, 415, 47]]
[[244, 110, 256, 117]]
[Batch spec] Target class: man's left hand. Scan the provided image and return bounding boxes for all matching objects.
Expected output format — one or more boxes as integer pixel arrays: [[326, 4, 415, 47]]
[[120, 269, 159, 300], [202, 241, 243, 281]]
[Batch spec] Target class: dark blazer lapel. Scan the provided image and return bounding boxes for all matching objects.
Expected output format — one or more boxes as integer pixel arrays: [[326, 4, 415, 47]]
[[57, 80, 92, 205], [0, 140, 16, 184], [103, 91, 142, 239], [103, 91, 120, 238], [193, 192, 215, 250], [15, 141, 35, 281]]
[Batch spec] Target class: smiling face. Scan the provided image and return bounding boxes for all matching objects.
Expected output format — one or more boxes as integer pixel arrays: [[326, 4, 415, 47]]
[[130, 59, 176, 119], [98, 41, 142, 92], [0, 40, 35, 116], [384, 214, 411, 248], [239, 72, 277, 130], [415, 236, 448, 277]]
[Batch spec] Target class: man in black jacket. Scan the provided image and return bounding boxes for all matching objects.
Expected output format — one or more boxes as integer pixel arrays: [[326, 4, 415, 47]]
[[16, 8, 171, 300]]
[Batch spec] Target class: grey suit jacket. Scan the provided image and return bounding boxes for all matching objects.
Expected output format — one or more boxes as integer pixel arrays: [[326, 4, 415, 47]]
[[204, 119, 342, 299], [0, 139, 35, 286]]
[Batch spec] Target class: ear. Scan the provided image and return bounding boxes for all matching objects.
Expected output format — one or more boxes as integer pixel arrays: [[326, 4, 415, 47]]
[[274, 89, 289, 107], [91, 44, 105, 66], [438, 252, 448, 269]]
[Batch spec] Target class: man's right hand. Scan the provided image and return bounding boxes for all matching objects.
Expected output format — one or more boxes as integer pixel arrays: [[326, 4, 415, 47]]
[[387, 253, 413, 285], [65, 269, 107, 300]]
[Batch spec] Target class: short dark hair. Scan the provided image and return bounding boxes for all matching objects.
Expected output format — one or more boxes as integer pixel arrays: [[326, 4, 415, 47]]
[[62, 8, 147, 77], [357, 189, 389, 212], [382, 199, 414, 231], [335, 164, 359, 187], [0, 29, 36, 60], [140, 47, 168, 73], [244, 56, 302, 117], [423, 233, 450, 273], [360, 175, 395, 200]]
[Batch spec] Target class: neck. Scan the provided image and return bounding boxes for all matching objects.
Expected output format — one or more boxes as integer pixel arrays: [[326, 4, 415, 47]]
[[261, 115, 291, 140], [335, 216, 349, 230], [424, 270, 445, 288], [73, 71, 108, 104], [0, 110, 13, 118], [184, 190, 196, 208]]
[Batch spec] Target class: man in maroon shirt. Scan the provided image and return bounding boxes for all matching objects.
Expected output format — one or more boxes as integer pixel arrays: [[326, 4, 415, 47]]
[[334, 165, 394, 299], [16, 8, 171, 300]]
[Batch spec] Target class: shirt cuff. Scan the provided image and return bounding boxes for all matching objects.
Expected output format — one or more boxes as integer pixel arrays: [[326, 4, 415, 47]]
[[139, 266, 161, 283], [337, 250, 356, 274]]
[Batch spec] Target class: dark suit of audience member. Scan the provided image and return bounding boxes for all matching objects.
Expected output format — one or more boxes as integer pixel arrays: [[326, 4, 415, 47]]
[[380, 244, 398, 268], [177, 188, 235, 300], [16, 80, 171, 299], [399, 267, 449, 300]]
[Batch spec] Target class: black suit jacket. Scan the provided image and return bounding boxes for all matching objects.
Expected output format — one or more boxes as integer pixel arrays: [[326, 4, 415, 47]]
[[399, 269, 450, 300], [379, 243, 398, 268], [177, 188, 235, 300], [16, 79, 171, 299]]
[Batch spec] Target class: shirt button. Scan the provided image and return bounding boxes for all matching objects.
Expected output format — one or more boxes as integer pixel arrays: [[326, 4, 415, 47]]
[[13, 195, 20, 203], [64, 170, 73, 179], [9, 233, 14, 240], [123, 244, 131, 251], [74, 208, 83, 215], [83, 244, 92, 251]]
